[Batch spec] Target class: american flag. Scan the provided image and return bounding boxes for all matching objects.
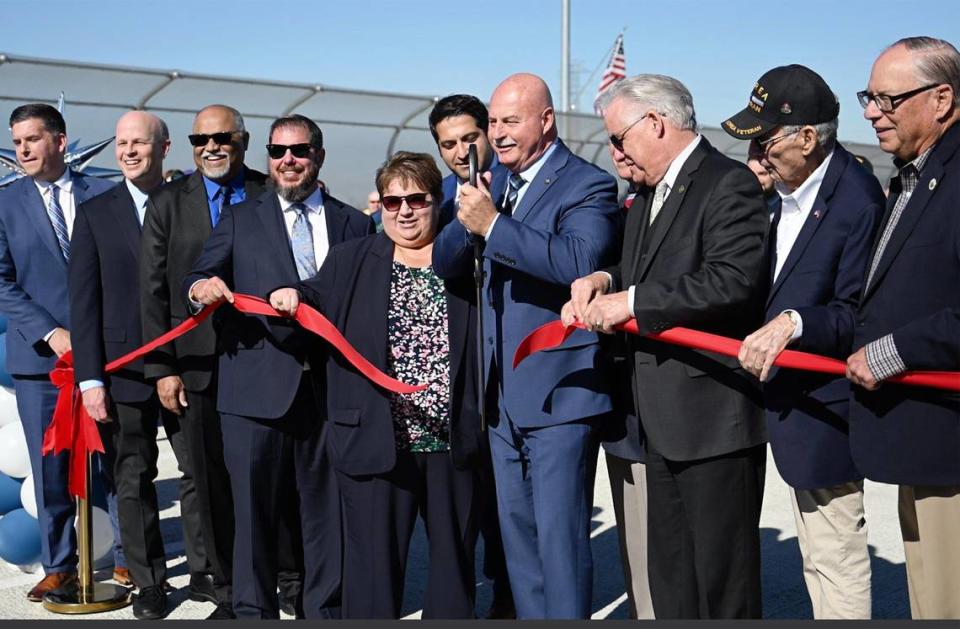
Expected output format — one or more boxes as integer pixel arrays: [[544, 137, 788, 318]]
[[594, 34, 626, 114]]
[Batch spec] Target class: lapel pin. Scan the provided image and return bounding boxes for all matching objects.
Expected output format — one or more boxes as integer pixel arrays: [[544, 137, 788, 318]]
[[544, 178, 551, 185], [929, 178, 937, 191], [677, 184, 685, 194], [813, 209, 822, 219]]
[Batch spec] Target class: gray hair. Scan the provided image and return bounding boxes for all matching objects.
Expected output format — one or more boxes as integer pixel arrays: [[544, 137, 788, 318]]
[[598, 74, 698, 131], [780, 118, 838, 153], [891, 36, 960, 107]]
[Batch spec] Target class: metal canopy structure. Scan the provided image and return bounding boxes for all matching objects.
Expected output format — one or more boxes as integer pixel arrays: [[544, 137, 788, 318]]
[[0, 53, 894, 207]]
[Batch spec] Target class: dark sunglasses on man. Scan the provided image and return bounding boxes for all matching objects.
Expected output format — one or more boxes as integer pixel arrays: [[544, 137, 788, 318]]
[[266, 143, 315, 159], [187, 131, 238, 147], [380, 193, 432, 212]]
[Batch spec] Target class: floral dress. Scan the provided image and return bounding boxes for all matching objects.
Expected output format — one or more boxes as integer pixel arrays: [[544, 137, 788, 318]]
[[386, 261, 451, 452]]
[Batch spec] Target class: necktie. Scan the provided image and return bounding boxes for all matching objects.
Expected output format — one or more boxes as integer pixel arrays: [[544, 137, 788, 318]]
[[46, 184, 70, 262], [212, 186, 231, 227], [649, 180, 669, 225], [504, 174, 525, 215], [290, 203, 318, 280]]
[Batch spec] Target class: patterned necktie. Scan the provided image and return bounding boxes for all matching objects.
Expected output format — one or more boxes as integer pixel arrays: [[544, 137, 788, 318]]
[[290, 203, 318, 280], [648, 180, 669, 225], [46, 184, 70, 262], [212, 186, 231, 227], [504, 174, 525, 215]]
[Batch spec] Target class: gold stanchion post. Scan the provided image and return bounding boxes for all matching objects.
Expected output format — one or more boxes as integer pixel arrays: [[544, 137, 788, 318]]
[[42, 453, 131, 613]]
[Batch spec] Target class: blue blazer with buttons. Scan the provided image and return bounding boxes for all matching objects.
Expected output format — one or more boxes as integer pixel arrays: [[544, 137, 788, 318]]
[[433, 140, 621, 427], [763, 144, 884, 490], [0, 172, 116, 376]]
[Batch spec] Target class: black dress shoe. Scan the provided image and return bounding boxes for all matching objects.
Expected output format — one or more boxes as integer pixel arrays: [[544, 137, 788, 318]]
[[279, 592, 298, 617], [207, 602, 236, 620], [189, 573, 218, 605], [132, 585, 168, 620]]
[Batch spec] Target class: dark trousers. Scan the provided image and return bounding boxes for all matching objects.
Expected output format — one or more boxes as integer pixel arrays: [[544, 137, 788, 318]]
[[338, 450, 478, 619], [476, 442, 511, 605], [645, 443, 766, 619], [110, 396, 201, 587], [220, 375, 340, 620]]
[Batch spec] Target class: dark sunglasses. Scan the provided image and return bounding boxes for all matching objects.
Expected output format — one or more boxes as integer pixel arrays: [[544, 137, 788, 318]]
[[266, 143, 314, 159], [381, 193, 432, 212], [609, 116, 644, 152], [187, 131, 237, 147]]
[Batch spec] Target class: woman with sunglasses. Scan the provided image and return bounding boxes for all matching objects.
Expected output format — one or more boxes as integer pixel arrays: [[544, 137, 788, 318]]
[[268, 151, 483, 618]]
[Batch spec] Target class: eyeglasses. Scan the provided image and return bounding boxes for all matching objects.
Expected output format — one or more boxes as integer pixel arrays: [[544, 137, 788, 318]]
[[266, 143, 314, 159], [754, 129, 801, 152], [187, 131, 238, 147], [856, 84, 941, 113], [381, 193, 432, 212], [609, 117, 645, 152]]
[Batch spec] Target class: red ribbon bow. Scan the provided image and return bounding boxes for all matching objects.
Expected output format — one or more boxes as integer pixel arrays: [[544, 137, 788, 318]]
[[513, 320, 960, 392], [43, 294, 426, 498]]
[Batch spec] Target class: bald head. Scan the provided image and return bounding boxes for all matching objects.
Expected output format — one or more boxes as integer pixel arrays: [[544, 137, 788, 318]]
[[488, 73, 557, 172], [115, 110, 171, 192]]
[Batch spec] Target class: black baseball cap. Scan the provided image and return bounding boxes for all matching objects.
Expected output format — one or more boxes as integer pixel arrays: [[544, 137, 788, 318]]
[[722, 64, 839, 140]]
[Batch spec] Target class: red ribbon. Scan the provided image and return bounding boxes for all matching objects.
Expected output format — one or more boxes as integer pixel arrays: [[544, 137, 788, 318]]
[[513, 320, 960, 392], [43, 294, 426, 498]]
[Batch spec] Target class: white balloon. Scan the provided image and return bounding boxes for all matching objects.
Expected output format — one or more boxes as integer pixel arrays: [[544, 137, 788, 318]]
[[75, 506, 114, 563], [20, 474, 36, 518], [0, 386, 20, 428], [0, 422, 31, 478]]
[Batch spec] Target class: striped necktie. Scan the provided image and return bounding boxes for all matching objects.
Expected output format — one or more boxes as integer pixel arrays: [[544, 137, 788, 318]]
[[504, 174, 525, 215], [290, 203, 317, 280], [46, 184, 70, 262]]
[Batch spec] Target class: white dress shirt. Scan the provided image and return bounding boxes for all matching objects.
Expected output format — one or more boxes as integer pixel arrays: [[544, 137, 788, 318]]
[[484, 141, 559, 239], [625, 135, 702, 307], [33, 169, 76, 237], [278, 185, 330, 271], [125, 178, 150, 226]]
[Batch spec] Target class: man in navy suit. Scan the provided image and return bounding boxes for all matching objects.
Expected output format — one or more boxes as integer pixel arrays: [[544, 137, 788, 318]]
[[185, 114, 374, 619], [0, 104, 117, 601], [433, 74, 620, 618], [724, 65, 885, 618], [70, 111, 216, 619], [428, 93, 513, 619], [847, 37, 960, 619]]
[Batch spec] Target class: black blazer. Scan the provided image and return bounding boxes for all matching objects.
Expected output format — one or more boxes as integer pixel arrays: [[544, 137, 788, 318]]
[[183, 189, 375, 420], [297, 232, 482, 477], [140, 168, 268, 391], [764, 145, 884, 490], [70, 183, 153, 403], [850, 121, 960, 487], [606, 138, 769, 461]]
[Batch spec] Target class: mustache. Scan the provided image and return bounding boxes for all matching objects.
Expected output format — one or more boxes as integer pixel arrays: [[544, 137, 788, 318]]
[[493, 139, 516, 149], [201, 150, 227, 159]]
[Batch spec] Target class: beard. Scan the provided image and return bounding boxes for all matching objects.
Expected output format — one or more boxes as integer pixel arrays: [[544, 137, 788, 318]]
[[274, 161, 320, 203], [198, 150, 231, 180]]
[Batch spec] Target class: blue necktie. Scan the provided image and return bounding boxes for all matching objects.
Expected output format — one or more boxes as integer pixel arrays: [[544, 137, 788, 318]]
[[290, 203, 317, 280], [46, 184, 70, 262], [505, 174, 525, 216], [212, 186, 231, 227]]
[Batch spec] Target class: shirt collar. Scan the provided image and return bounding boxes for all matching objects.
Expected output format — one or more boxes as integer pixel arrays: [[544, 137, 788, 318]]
[[124, 178, 150, 211], [775, 150, 834, 214], [34, 168, 73, 195], [893, 145, 934, 177], [659, 135, 702, 192], [515, 141, 558, 185], [202, 169, 245, 201], [278, 185, 325, 215]]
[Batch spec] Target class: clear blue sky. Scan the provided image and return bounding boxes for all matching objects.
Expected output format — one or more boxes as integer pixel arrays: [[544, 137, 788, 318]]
[[2, 0, 959, 144]]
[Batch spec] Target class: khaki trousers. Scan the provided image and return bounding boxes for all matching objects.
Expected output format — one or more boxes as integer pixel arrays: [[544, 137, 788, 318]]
[[899, 484, 960, 619], [606, 452, 655, 619], [790, 482, 871, 619]]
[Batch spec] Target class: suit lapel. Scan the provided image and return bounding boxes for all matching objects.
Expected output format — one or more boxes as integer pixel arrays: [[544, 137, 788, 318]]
[[863, 158, 944, 300], [636, 144, 706, 280], [183, 172, 213, 239], [364, 234, 394, 371], [511, 142, 569, 223], [324, 195, 348, 247], [20, 179, 65, 265], [626, 188, 652, 273], [254, 192, 299, 280], [766, 149, 847, 306], [110, 184, 143, 261]]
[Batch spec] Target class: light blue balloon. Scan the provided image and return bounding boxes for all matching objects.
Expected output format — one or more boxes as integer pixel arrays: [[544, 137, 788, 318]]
[[0, 508, 42, 566], [0, 316, 6, 335], [0, 334, 11, 388], [0, 473, 22, 515]]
